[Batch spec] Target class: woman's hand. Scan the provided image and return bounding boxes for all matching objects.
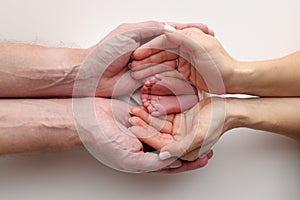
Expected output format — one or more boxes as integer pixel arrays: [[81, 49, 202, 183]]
[[129, 97, 228, 161], [130, 28, 238, 94]]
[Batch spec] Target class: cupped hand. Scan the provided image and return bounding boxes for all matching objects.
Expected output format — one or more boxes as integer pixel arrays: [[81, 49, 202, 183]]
[[75, 21, 215, 97], [130, 27, 237, 94], [73, 97, 211, 173], [128, 97, 228, 161]]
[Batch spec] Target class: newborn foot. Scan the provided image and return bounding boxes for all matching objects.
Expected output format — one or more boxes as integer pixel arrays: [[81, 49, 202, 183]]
[[141, 74, 197, 96], [141, 94, 199, 116], [141, 74, 199, 116]]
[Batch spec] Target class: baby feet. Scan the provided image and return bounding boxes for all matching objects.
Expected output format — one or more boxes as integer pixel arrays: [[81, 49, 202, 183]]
[[141, 74, 199, 116]]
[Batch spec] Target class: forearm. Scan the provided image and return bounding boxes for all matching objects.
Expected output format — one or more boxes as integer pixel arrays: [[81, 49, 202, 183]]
[[227, 98, 300, 141], [0, 42, 89, 97], [230, 51, 300, 96], [0, 99, 82, 155]]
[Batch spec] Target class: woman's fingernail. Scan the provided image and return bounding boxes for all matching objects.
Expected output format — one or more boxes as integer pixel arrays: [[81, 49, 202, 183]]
[[128, 118, 133, 124], [169, 162, 182, 169], [128, 63, 132, 69], [159, 151, 171, 160], [164, 24, 176, 33]]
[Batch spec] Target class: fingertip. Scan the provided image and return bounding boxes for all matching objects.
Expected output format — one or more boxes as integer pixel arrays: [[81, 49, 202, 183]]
[[208, 29, 215, 37], [164, 24, 176, 33], [128, 62, 133, 69], [159, 151, 172, 160], [131, 51, 140, 60], [169, 160, 182, 169], [128, 116, 142, 126], [132, 49, 148, 61], [198, 157, 209, 167], [130, 106, 142, 115], [207, 150, 214, 159]]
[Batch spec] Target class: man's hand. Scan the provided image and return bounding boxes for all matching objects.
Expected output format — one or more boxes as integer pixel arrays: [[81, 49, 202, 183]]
[[73, 97, 212, 173]]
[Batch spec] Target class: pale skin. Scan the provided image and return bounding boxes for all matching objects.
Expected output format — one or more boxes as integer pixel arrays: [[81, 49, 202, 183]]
[[129, 28, 300, 160], [0, 98, 213, 173], [0, 21, 215, 173], [0, 23, 213, 98], [131, 28, 300, 96], [140, 74, 199, 116], [130, 97, 300, 161]]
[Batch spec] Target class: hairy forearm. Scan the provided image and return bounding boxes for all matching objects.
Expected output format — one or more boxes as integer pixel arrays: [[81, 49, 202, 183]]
[[227, 98, 300, 141], [0, 42, 89, 97], [0, 99, 82, 154], [231, 51, 300, 96]]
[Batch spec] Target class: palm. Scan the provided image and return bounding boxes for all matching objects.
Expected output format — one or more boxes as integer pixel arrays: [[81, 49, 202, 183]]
[[73, 97, 173, 173], [82, 36, 141, 97], [129, 98, 226, 161]]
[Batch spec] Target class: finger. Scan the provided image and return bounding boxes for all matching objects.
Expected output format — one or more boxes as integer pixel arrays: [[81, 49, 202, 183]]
[[167, 22, 212, 35], [158, 113, 175, 122], [172, 113, 187, 138], [167, 160, 183, 169], [124, 151, 178, 173], [207, 149, 214, 159], [156, 70, 187, 81], [159, 129, 202, 160], [122, 21, 165, 42], [128, 125, 173, 150], [132, 34, 179, 60], [155, 156, 209, 174], [130, 61, 176, 80], [131, 22, 214, 61], [130, 51, 178, 70], [180, 148, 201, 161], [164, 31, 202, 53], [138, 70, 186, 85], [130, 106, 173, 133], [180, 148, 213, 162], [196, 139, 219, 156], [208, 29, 215, 37], [177, 57, 192, 80]]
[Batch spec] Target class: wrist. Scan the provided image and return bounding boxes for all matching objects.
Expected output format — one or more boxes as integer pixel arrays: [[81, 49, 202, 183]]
[[224, 98, 251, 131], [225, 60, 255, 94], [65, 47, 90, 70], [42, 47, 89, 96]]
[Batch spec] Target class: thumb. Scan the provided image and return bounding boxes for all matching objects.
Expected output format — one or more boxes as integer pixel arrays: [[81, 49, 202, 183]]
[[159, 133, 197, 160], [164, 30, 202, 53]]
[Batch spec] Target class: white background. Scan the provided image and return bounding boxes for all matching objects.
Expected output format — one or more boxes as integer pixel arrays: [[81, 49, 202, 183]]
[[0, 0, 299, 199]]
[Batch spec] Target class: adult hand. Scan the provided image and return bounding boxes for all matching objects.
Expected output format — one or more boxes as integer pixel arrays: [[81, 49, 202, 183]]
[[130, 27, 237, 94], [128, 97, 227, 161], [73, 97, 211, 173], [75, 22, 215, 97]]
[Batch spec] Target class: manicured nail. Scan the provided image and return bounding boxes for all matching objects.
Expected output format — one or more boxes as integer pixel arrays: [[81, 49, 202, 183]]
[[159, 151, 171, 160], [128, 118, 133, 124], [164, 24, 176, 33], [169, 162, 182, 169]]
